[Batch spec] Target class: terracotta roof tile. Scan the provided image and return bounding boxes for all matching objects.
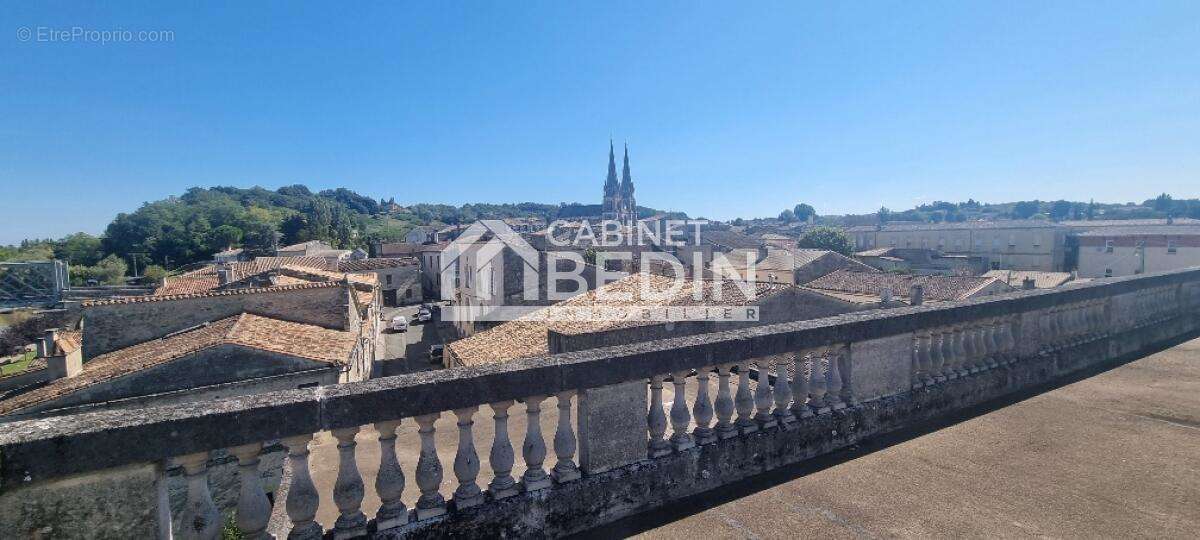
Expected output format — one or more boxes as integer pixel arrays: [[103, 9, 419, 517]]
[[982, 270, 1074, 289], [156, 257, 332, 295], [0, 313, 355, 415], [337, 258, 419, 273], [805, 269, 1010, 302]]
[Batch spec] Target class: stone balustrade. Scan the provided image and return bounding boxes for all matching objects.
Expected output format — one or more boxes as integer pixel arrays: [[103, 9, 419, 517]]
[[3, 268, 1200, 539]]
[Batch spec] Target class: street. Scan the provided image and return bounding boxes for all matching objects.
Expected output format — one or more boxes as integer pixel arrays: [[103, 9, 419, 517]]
[[377, 303, 443, 376]]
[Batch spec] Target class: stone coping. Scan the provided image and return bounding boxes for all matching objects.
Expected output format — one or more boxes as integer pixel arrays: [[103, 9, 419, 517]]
[[1, 267, 1197, 487]]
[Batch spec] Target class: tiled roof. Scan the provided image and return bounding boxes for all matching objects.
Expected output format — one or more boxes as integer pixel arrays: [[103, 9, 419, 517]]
[[277, 240, 335, 252], [982, 270, 1074, 289], [0, 313, 355, 415], [844, 220, 1064, 233], [1074, 225, 1200, 237], [85, 281, 346, 307], [156, 257, 332, 295], [448, 273, 788, 366], [804, 269, 1009, 302], [694, 230, 763, 249], [712, 249, 868, 274], [1060, 218, 1200, 228], [337, 257, 419, 273], [855, 247, 894, 257]]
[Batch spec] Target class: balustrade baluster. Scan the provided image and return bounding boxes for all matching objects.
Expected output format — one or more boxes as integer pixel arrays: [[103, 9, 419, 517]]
[[1001, 317, 1017, 364], [910, 334, 924, 387], [753, 360, 777, 429], [772, 359, 795, 427], [984, 319, 1000, 369], [809, 348, 831, 414], [282, 434, 322, 539], [734, 360, 758, 433], [414, 413, 446, 519], [552, 391, 581, 482], [669, 371, 697, 449], [452, 407, 484, 508], [487, 401, 519, 499], [928, 330, 946, 382], [229, 444, 271, 540], [967, 324, 984, 372], [827, 345, 846, 410], [714, 364, 738, 438], [693, 367, 717, 444], [953, 324, 970, 376], [373, 420, 408, 531], [916, 332, 934, 385], [175, 451, 220, 540], [939, 328, 959, 377], [647, 376, 672, 455], [521, 395, 553, 489], [330, 427, 367, 538], [791, 352, 814, 419]]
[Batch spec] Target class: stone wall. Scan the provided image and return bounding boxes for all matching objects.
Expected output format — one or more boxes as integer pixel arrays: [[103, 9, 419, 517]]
[[82, 284, 351, 358]]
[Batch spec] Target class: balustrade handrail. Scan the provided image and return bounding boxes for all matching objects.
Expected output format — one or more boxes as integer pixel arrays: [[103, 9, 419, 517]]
[[2, 266, 1198, 488]]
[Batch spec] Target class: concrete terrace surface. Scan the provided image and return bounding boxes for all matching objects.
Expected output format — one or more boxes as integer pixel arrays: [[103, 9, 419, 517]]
[[627, 337, 1200, 539]]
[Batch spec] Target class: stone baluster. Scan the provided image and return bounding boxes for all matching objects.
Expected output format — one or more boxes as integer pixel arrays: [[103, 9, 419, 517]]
[[910, 333, 925, 387], [669, 371, 697, 449], [916, 332, 934, 386], [330, 427, 367, 538], [175, 451, 221, 540], [693, 367, 717, 444], [984, 319, 1003, 369], [487, 401, 519, 499], [552, 391, 581, 482], [939, 327, 960, 377], [521, 395, 553, 489], [229, 444, 271, 540], [928, 330, 946, 382], [452, 407, 484, 509], [809, 348, 831, 414], [282, 434, 322, 539], [734, 360, 758, 433], [714, 364, 738, 438], [969, 323, 986, 372], [772, 359, 795, 427], [1039, 309, 1054, 354], [373, 420, 408, 531], [826, 345, 846, 410], [753, 360, 777, 429], [976, 323, 993, 371], [414, 413, 446, 519], [791, 351, 814, 419], [1001, 317, 1017, 364], [647, 376, 672, 456]]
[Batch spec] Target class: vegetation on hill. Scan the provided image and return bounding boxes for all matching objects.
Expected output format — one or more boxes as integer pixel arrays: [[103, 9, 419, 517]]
[[1, 185, 686, 279]]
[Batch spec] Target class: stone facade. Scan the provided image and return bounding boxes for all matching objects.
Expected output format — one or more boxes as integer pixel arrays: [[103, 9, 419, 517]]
[[847, 221, 1069, 271]]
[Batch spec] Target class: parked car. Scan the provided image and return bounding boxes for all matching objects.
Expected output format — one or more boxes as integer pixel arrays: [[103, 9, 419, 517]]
[[416, 306, 432, 323], [390, 315, 408, 332], [428, 344, 444, 364]]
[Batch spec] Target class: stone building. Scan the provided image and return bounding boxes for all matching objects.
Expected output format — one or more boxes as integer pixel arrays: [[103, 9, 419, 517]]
[[854, 247, 988, 276], [338, 257, 422, 306], [846, 221, 1069, 271], [708, 247, 876, 285], [275, 240, 351, 262], [982, 269, 1076, 289], [1076, 224, 1200, 278]]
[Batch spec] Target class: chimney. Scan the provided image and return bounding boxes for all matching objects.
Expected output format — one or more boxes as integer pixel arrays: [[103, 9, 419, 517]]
[[1070, 270, 1079, 280], [1022, 276, 1036, 290], [40, 329, 58, 357], [881, 287, 894, 303], [910, 284, 924, 306], [217, 267, 233, 286]]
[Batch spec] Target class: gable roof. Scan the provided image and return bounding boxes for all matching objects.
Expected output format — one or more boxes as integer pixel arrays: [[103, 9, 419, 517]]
[[0, 313, 356, 416], [337, 257, 419, 273], [982, 270, 1074, 289], [448, 273, 788, 366], [804, 269, 1010, 302], [156, 257, 332, 295]]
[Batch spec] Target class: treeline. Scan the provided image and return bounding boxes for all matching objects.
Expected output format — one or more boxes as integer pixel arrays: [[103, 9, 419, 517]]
[[1, 184, 686, 281]]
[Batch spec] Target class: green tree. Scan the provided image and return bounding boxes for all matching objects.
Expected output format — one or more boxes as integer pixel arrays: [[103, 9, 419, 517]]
[[778, 209, 797, 222], [141, 264, 169, 284], [797, 226, 854, 255], [1012, 201, 1040, 219], [208, 225, 244, 252], [792, 203, 816, 222], [1049, 200, 1073, 221], [54, 232, 104, 266]]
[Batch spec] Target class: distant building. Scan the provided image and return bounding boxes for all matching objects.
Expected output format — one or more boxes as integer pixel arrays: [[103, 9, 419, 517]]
[[709, 247, 875, 285], [339, 257, 422, 306], [845, 221, 1069, 271], [405, 226, 437, 245], [418, 243, 449, 300], [212, 247, 245, 264], [803, 268, 1014, 305], [982, 269, 1076, 289], [276, 240, 351, 262], [1075, 224, 1200, 278], [855, 247, 988, 276]]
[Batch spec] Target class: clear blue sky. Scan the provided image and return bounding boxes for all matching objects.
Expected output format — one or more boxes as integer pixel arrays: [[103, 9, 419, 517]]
[[3, 1, 1199, 244]]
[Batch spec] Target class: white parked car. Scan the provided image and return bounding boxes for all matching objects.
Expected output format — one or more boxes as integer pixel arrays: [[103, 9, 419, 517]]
[[391, 315, 408, 332], [417, 306, 432, 323]]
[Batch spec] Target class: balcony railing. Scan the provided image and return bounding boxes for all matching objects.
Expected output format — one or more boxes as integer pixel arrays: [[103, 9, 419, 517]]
[[2, 268, 1199, 539]]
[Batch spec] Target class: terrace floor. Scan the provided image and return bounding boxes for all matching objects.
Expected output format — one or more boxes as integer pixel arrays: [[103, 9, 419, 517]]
[[613, 337, 1200, 539]]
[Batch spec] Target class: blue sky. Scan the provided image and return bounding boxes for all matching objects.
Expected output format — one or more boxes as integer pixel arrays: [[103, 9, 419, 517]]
[[3, 1, 1198, 244]]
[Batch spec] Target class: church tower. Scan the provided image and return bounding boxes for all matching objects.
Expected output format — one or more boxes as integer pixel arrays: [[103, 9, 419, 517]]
[[602, 140, 622, 221], [620, 143, 636, 225]]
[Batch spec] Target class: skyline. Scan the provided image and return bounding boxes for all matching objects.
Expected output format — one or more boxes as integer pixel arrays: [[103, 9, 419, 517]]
[[4, 1, 1200, 244]]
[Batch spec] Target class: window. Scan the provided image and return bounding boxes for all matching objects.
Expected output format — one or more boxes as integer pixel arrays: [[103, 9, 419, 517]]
[[386, 274, 393, 285], [405, 288, 413, 298], [1105, 268, 1113, 277], [1105, 239, 1113, 253], [1168, 239, 1178, 254]]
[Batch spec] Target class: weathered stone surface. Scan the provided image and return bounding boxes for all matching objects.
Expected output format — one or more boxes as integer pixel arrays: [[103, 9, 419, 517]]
[[579, 380, 648, 474], [0, 463, 162, 539], [848, 333, 913, 402]]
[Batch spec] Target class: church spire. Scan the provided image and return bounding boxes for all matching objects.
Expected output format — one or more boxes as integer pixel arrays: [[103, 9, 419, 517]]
[[604, 139, 619, 194], [621, 143, 633, 190]]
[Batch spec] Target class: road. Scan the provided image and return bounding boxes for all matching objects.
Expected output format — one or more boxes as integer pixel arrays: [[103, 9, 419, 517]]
[[376, 304, 442, 376]]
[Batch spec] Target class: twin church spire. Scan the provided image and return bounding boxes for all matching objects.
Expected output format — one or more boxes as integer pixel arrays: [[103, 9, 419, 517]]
[[602, 140, 637, 224]]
